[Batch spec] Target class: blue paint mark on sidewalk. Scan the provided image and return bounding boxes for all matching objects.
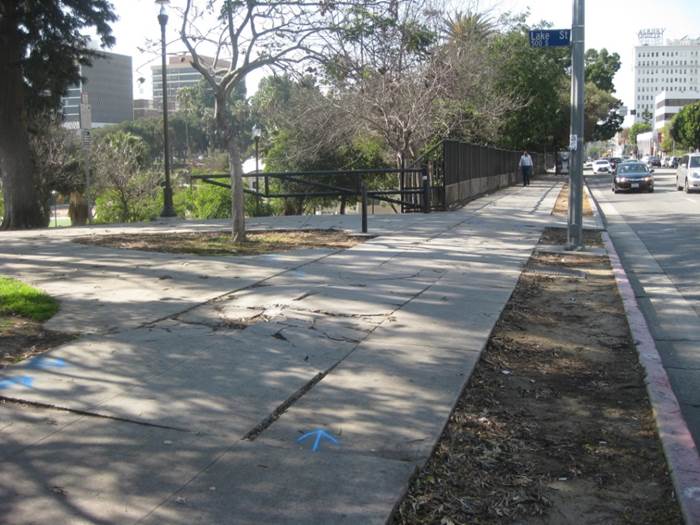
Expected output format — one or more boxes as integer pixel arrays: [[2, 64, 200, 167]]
[[26, 357, 67, 369], [296, 429, 340, 452], [0, 376, 34, 390]]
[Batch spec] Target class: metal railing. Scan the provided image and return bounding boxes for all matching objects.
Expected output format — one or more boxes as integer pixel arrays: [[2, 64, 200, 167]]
[[190, 167, 432, 233], [189, 140, 546, 230]]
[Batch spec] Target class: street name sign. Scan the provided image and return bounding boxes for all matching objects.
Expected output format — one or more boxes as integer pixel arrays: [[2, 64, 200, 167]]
[[529, 29, 571, 48]]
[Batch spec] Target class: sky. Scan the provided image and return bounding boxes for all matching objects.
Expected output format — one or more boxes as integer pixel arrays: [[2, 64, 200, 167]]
[[107, 0, 700, 126]]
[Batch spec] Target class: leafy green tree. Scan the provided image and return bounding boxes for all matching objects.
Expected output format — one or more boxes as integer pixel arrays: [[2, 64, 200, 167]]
[[629, 122, 652, 146], [585, 48, 621, 92], [93, 118, 163, 163], [660, 120, 675, 153], [253, 75, 390, 215], [585, 84, 624, 142], [92, 132, 161, 223], [671, 102, 700, 151], [0, 0, 116, 229], [488, 19, 569, 151]]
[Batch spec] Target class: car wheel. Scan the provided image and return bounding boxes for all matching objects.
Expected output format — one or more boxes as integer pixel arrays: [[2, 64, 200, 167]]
[[677, 177, 683, 190], [649, 187, 654, 193], [612, 185, 617, 193], [685, 179, 690, 193]]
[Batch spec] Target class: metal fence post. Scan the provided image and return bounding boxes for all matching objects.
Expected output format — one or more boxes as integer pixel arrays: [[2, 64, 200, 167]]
[[361, 179, 368, 233], [422, 166, 430, 213]]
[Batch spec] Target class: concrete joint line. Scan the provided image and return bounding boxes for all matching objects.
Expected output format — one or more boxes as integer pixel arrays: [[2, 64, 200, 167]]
[[242, 273, 447, 443], [141, 247, 349, 331], [0, 395, 193, 433], [604, 232, 700, 524]]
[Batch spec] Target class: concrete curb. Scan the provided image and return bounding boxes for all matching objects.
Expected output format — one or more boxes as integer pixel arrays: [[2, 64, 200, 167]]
[[603, 231, 700, 524], [583, 177, 606, 230]]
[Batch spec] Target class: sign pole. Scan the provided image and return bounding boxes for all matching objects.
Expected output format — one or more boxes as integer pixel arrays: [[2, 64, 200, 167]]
[[568, 0, 585, 249]]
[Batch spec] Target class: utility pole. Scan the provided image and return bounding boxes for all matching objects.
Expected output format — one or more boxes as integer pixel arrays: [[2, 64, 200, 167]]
[[567, 0, 585, 250]]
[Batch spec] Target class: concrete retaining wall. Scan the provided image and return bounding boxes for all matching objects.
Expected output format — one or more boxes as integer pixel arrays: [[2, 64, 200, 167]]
[[445, 171, 519, 208]]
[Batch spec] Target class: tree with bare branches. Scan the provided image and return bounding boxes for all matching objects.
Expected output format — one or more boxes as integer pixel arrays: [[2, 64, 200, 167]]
[[178, 0, 372, 241], [322, 0, 513, 167]]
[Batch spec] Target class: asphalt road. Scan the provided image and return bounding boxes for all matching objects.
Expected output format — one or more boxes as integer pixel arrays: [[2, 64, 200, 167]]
[[588, 167, 700, 448]]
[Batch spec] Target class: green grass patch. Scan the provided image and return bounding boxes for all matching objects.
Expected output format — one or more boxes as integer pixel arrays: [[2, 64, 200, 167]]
[[0, 277, 59, 321]]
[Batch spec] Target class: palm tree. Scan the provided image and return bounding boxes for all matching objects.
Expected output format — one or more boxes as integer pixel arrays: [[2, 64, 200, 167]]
[[442, 8, 495, 44]]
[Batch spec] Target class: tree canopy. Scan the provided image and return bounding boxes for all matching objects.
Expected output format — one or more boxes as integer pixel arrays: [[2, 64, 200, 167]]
[[0, 0, 117, 229], [585, 48, 621, 93], [671, 102, 700, 151]]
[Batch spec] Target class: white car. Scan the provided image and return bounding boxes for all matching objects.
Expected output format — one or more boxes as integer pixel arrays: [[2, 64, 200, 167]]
[[676, 153, 700, 192], [592, 159, 612, 174]]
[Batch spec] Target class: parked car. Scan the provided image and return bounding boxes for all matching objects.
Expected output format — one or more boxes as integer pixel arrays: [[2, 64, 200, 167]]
[[669, 156, 679, 168], [676, 153, 700, 192], [584, 159, 593, 169], [612, 161, 654, 193], [648, 155, 661, 167], [592, 159, 611, 174]]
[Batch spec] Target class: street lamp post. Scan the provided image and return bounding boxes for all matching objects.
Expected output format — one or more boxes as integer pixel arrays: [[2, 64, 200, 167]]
[[253, 125, 262, 215], [157, 0, 176, 217]]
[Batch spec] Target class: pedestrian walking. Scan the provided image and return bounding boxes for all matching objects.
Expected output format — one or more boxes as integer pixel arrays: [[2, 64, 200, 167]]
[[519, 150, 533, 186]]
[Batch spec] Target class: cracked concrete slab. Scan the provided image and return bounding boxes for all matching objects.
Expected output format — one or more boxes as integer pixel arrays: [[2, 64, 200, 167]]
[[0, 409, 231, 525], [139, 440, 416, 525], [258, 338, 482, 462], [0, 179, 563, 524]]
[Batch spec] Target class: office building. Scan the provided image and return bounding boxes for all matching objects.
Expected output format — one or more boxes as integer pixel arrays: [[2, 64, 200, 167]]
[[654, 90, 700, 130], [634, 30, 700, 122], [62, 51, 133, 127], [133, 98, 160, 120], [152, 54, 228, 112]]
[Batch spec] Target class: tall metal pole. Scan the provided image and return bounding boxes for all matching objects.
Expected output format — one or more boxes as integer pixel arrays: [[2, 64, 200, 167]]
[[255, 135, 260, 215], [568, 0, 585, 249], [159, 6, 176, 217]]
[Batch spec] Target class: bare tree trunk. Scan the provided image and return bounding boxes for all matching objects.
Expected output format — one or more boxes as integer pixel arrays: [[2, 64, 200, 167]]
[[227, 138, 246, 242], [339, 195, 347, 215], [0, 10, 44, 230], [69, 191, 89, 225]]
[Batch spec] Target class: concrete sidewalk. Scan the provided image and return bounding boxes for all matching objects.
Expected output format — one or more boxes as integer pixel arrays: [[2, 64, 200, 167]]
[[1, 179, 561, 524]]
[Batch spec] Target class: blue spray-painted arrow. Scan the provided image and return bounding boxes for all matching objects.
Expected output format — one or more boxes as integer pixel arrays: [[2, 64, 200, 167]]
[[296, 429, 340, 452], [26, 357, 67, 369], [0, 375, 34, 390]]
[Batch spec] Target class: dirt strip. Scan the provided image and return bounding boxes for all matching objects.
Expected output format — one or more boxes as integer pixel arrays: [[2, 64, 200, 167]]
[[393, 228, 681, 524]]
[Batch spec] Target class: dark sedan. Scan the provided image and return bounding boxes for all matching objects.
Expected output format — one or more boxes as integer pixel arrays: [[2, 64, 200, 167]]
[[612, 162, 654, 193]]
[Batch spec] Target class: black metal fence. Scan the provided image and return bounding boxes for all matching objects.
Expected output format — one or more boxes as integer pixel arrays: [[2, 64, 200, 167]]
[[438, 141, 546, 209], [190, 167, 433, 233], [190, 140, 547, 231]]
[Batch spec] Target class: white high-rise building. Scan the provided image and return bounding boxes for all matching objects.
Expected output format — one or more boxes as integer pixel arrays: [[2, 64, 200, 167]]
[[634, 29, 700, 123]]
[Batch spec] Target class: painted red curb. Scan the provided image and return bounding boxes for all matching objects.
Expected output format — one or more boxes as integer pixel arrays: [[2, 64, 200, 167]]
[[604, 231, 700, 524]]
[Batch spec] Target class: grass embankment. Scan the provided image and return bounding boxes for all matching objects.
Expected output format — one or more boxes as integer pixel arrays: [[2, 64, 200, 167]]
[[0, 277, 59, 322], [0, 277, 69, 367]]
